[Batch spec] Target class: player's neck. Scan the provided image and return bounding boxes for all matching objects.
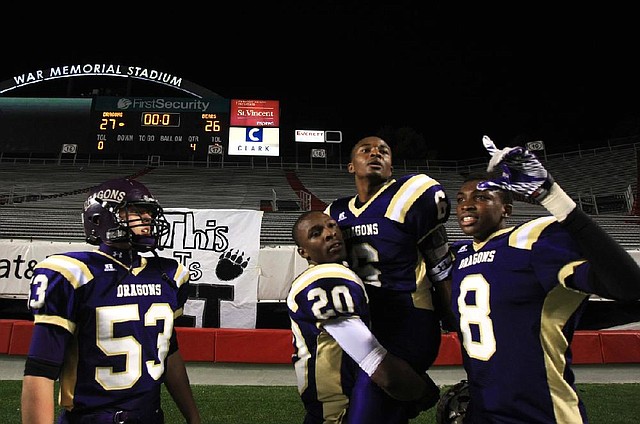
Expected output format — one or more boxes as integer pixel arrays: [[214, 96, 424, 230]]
[[99, 244, 140, 267], [355, 176, 387, 204]]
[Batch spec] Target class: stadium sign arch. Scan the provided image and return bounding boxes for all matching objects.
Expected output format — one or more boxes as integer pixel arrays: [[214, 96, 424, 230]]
[[0, 63, 222, 98]]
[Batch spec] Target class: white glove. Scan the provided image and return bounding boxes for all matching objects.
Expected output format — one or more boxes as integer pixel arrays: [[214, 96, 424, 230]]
[[477, 135, 554, 200]]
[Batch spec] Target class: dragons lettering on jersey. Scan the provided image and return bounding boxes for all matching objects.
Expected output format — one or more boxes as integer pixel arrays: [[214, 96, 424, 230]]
[[343, 223, 379, 239], [116, 283, 162, 297], [458, 250, 496, 269]]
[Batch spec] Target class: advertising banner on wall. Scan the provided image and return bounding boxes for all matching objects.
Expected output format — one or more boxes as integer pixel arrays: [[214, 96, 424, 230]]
[[228, 127, 280, 156], [295, 130, 325, 143], [230, 99, 280, 127], [0, 209, 265, 329]]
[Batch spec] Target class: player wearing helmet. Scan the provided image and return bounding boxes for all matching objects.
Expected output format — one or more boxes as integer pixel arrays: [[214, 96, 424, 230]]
[[21, 178, 201, 424]]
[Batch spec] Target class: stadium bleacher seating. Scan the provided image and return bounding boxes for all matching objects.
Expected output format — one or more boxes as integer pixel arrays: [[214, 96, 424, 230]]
[[1, 143, 639, 337], [1, 142, 638, 248]]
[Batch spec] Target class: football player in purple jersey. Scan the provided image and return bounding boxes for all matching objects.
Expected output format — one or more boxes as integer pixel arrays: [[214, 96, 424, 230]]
[[448, 136, 640, 423], [324, 136, 454, 423], [21, 178, 201, 424], [288, 211, 440, 424]]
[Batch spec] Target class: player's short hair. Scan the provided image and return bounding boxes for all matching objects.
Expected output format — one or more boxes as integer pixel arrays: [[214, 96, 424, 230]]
[[292, 210, 325, 246], [461, 171, 513, 205]]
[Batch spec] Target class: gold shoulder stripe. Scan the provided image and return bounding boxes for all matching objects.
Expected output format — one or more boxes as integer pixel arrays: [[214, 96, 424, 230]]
[[508, 216, 556, 250], [174, 307, 184, 319], [173, 262, 190, 287], [287, 264, 364, 312], [385, 175, 437, 223], [34, 314, 76, 334], [35, 255, 93, 289], [558, 260, 588, 289]]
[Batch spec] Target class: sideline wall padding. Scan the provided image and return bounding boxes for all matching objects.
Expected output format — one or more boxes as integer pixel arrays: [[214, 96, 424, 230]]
[[0, 319, 18, 354], [176, 327, 216, 362], [571, 331, 604, 364], [433, 332, 463, 365], [8, 320, 34, 355], [3, 321, 639, 365], [214, 328, 293, 364], [599, 330, 640, 363]]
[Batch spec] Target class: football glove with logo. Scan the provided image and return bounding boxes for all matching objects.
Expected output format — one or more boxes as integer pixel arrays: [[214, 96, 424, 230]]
[[436, 379, 470, 424], [478, 135, 554, 201]]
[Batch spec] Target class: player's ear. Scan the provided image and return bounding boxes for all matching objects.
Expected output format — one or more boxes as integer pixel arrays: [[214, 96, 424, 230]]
[[503, 203, 513, 218], [297, 246, 309, 260], [347, 162, 355, 174]]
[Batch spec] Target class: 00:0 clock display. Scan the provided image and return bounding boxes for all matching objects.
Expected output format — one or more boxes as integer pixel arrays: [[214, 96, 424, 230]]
[[141, 112, 180, 127]]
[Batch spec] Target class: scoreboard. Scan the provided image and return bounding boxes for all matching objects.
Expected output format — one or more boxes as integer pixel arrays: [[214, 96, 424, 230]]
[[0, 97, 92, 154], [90, 96, 229, 156]]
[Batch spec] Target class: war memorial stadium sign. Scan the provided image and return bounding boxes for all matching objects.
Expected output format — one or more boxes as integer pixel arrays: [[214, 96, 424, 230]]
[[0, 63, 218, 98]]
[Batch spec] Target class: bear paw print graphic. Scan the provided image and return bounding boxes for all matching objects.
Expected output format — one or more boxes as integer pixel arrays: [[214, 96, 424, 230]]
[[215, 248, 250, 281]]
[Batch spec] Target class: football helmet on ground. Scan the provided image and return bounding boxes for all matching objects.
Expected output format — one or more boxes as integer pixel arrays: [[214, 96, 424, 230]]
[[82, 178, 169, 251], [436, 379, 470, 424]]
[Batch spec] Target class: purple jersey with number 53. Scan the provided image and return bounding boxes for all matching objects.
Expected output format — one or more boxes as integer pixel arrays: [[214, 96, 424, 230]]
[[27, 249, 189, 414]]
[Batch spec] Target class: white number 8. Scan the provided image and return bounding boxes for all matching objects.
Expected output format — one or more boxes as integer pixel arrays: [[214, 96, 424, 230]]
[[458, 273, 496, 361]]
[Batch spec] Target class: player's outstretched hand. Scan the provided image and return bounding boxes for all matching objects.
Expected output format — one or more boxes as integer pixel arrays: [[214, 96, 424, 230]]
[[414, 373, 441, 413], [478, 135, 554, 200]]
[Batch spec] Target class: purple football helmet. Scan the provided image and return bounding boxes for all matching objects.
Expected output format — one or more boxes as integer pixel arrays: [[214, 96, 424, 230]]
[[82, 178, 169, 251]]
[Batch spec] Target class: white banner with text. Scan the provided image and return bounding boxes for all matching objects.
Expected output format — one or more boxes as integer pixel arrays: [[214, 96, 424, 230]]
[[0, 209, 272, 329]]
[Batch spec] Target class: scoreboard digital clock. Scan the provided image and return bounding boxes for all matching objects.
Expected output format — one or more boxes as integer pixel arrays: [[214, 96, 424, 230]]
[[141, 112, 181, 127], [90, 96, 229, 157]]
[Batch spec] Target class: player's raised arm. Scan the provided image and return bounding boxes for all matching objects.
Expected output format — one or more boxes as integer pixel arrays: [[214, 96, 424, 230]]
[[479, 136, 640, 301]]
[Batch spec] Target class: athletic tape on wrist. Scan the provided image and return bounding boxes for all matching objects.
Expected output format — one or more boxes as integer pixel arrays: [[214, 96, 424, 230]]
[[360, 345, 388, 377], [539, 183, 576, 222]]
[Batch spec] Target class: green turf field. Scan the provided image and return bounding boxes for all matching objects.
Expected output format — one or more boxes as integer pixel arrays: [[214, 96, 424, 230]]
[[6, 382, 639, 423]]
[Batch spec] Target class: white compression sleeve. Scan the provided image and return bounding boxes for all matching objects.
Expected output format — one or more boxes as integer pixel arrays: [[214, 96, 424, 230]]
[[539, 182, 576, 222], [323, 316, 387, 377]]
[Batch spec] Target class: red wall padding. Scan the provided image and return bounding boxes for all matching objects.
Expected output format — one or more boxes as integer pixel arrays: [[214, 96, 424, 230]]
[[0, 319, 18, 354], [214, 328, 293, 364], [8, 320, 34, 355], [599, 330, 640, 363], [5, 321, 639, 365], [433, 332, 463, 365], [176, 327, 216, 362], [571, 331, 604, 364]]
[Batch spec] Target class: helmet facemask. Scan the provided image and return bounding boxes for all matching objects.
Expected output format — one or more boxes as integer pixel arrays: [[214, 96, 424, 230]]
[[82, 178, 169, 252], [113, 200, 170, 251]]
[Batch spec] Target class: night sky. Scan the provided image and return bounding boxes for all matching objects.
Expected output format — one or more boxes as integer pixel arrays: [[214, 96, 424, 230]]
[[3, 5, 639, 160]]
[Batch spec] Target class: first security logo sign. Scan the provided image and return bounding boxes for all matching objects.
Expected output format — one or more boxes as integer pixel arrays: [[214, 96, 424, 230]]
[[229, 127, 280, 156]]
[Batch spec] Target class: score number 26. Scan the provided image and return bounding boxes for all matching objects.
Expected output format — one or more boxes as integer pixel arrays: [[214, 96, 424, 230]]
[[202, 114, 221, 132]]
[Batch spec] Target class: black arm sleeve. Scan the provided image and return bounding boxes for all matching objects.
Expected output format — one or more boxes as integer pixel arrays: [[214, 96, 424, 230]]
[[24, 357, 61, 380], [561, 208, 640, 301]]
